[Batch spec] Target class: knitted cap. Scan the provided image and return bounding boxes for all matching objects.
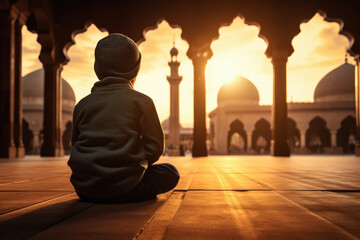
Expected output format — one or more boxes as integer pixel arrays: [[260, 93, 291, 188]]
[[94, 33, 141, 80]]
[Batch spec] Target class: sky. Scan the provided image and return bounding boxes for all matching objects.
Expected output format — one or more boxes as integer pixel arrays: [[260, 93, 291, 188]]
[[22, 13, 354, 128]]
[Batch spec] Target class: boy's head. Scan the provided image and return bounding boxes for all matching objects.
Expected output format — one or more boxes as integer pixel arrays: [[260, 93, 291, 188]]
[[94, 33, 141, 81]]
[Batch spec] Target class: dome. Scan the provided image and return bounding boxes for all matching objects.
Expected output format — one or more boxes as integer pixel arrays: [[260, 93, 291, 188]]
[[217, 76, 259, 105], [314, 62, 355, 102], [161, 118, 183, 131], [170, 46, 178, 56], [23, 69, 76, 103]]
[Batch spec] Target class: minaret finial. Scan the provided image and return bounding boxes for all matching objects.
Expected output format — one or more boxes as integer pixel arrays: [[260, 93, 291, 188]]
[[345, 53, 348, 64], [170, 38, 179, 61]]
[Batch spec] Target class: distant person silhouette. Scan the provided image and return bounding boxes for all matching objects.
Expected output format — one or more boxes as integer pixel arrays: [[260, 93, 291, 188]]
[[68, 34, 179, 203], [179, 144, 185, 156]]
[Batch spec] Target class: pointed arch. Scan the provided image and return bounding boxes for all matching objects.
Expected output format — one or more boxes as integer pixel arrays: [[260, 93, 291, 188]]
[[337, 115, 356, 154], [227, 119, 247, 154], [306, 116, 330, 153], [288, 118, 300, 150], [22, 119, 33, 154], [252, 118, 271, 154]]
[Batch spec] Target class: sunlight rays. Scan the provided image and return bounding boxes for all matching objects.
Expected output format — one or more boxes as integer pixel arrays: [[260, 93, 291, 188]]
[[21, 13, 354, 126], [62, 24, 108, 103]]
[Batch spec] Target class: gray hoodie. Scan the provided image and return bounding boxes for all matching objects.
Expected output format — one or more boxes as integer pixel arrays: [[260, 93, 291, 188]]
[[68, 77, 164, 200]]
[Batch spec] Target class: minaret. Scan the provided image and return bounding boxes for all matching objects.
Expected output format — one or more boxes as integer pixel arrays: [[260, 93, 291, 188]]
[[345, 52, 348, 64], [167, 43, 183, 156]]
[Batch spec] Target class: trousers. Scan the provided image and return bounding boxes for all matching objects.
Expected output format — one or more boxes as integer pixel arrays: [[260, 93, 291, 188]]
[[78, 163, 180, 203]]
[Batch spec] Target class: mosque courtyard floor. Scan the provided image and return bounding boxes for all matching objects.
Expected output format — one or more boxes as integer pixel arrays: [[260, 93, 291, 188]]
[[0, 155, 360, 240]]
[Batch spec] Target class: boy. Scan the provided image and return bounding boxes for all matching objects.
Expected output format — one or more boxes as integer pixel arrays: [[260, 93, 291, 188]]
[[68, 34, 180, 203]]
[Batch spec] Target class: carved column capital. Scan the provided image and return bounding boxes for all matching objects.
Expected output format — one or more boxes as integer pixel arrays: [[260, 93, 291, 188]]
[[270, 50, 290, 64], [187, 45, 213, 63]]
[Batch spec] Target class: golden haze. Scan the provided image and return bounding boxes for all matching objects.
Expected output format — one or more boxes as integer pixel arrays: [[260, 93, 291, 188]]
[[22, 13, 354, 127]]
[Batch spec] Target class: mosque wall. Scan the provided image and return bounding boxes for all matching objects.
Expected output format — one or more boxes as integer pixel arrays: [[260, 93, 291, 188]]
[[210, 106, 355, 155], [22, 69, 75, 155], [209, 62, 356, 155]]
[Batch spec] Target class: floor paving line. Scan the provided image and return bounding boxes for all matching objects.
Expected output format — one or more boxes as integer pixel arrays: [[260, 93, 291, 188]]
[[213, 170, 260, 239], [0, 192, 75, 216], [132, 191, 178, 239], [301, 171, 360, 181], [25, 203, 96, 240], [241, 173, 278, 190], [0, 179, 33, 186], [178, 164, 199, 190], [233, 172, 360, 239], [175, 171, 196, 190], [134, 168, 197, 240], [273, 190, 360, 240], [0, 190, 74, 192], [185, 188, 272, 191], [177, 188, 360, 193], [242, 172, 360, 192], [0, 174, 67, 186], [271, 172, 360, 190], [0, 192, 78, 218], [135, 191, 186, 240]]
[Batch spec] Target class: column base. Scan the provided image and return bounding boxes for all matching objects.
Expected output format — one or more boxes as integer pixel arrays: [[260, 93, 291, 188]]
[[0, 146, 17, 158], [41, 146, 64, 157], [270, 140, 290, 157], [16, 146, 25, 158], [192, 143, 208, 157], [167, 148, 180, 156], [355, 143, 360, 156]]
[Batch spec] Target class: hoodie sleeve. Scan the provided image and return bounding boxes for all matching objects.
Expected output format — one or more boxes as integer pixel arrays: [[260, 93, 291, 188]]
[[139, 99, 165, 165]]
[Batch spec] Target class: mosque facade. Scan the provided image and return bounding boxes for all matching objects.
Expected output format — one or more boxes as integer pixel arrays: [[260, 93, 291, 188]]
[[209, 60, 356, 155], [22, 69, 76, 155], [21, 61, 355, 156]]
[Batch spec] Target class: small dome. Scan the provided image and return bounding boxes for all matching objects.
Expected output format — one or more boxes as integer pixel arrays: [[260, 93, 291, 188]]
[[23, 69, 76, 103], [161, 118, 183, 131], [170, 47, 179, 56], [217, 76, 259, 105], [314, 63, 355, 102]]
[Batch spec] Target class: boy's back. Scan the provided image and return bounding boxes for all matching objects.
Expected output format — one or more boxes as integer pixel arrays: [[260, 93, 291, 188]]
[[68, 34, 179, 203], [68, 77, 164, 200]]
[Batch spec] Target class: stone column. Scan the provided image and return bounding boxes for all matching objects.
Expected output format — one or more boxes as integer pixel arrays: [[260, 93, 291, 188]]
[[187, 46, 212, 157], [32, 131, 41, 155], [270, 51, 290, 156], [215, 108, 227, 154], [355, 58, 360, 156], [300, 131, 306, 149], [209, 122, 215, 151], [247, 133, 252, 154], [0, 10, 17, 158], [14, 18, 25, 158], [40, 63, 64, 156], [330, 130, 337, 148]]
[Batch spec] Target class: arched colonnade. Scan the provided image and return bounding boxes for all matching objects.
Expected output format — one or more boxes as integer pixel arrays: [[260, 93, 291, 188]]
[[1, 0, 360, 158], [226, 116, 356, 154]]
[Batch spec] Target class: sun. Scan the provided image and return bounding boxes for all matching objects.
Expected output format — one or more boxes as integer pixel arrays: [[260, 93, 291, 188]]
[[207, 56, 239, 85]]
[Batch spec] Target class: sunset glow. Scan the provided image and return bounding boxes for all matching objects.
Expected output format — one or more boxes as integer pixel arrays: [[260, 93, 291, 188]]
[[22, 13, 354, 127]]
